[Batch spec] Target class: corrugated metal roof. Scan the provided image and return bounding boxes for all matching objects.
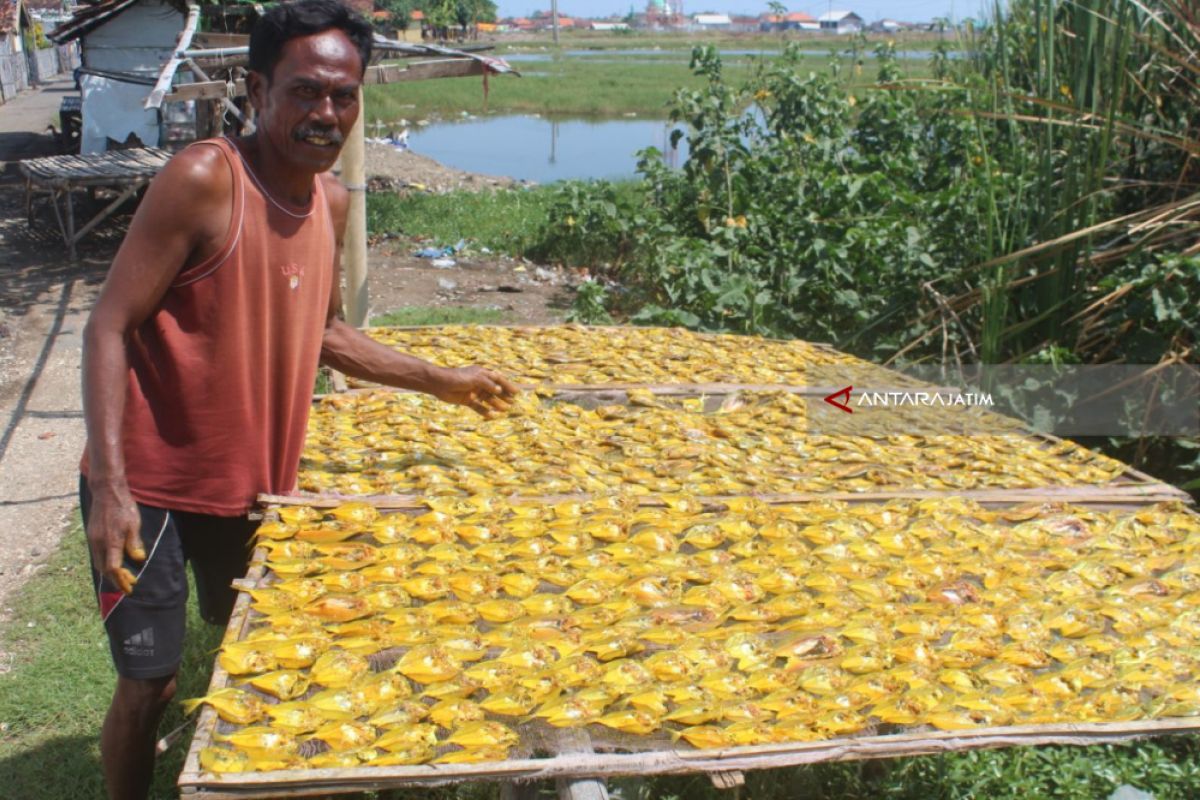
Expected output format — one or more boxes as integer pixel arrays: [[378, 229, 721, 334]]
[[49, 0, 188, 43], [818, 10, 861, 22], [48, 0, 139, 42]]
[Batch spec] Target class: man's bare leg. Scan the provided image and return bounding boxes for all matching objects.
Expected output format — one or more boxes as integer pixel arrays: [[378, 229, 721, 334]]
[[101, 673, 176, 800]]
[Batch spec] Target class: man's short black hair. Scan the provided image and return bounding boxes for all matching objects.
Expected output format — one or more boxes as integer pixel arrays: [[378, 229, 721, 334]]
[[249, 0, 373, 81]]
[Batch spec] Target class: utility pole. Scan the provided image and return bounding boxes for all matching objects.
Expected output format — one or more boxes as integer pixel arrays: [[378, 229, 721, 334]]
[[551, 0, 559, 45]]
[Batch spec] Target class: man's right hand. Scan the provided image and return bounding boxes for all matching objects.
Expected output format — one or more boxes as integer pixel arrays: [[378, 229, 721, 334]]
[[86, 483, 145, 595]]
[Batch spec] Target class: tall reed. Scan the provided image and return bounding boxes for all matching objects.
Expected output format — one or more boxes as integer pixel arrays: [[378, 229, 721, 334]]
[[942, 0, 1198, 366]]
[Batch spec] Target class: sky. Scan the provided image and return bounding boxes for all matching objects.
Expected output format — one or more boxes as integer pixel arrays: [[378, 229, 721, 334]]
[[495, 1, 990, 24]]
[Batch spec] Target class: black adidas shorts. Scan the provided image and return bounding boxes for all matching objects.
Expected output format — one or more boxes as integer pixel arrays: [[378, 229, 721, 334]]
[[80, 478, 258, 680]]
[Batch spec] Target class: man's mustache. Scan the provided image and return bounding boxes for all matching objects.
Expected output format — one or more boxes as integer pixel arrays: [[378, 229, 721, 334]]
[[293, 127, 344, 144]]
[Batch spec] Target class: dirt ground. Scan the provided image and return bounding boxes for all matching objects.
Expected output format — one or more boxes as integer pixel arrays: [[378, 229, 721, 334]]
[[362, 145, 573, 324], [0, 133, 572, 615]]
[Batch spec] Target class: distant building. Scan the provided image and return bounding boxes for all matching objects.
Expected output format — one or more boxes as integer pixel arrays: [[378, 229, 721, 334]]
[[869, 18, 905, 32], [590, 21, 630, 31], [786, 11, 819, 30], [729, 14, 759, 32], [760, 11, 819, 32], [788, 11, 819, 30], [645, 0, 684, 29], [692, 12, 732, 30], [818, 10, 864, 33]]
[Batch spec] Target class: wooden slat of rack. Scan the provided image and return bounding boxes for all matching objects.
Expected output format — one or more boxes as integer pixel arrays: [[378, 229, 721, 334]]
[[180, 717, 1200, 797], [315, 382, 943, 399], [259, 483, 1190, 511], [178, 553, 269, 795]]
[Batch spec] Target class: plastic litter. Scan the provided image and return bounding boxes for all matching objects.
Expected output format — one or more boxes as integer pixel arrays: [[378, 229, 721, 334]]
[[365, 129, 409, 151], [1108, 787, 1155, 800], [414, 239, 467, 259], [431, 258, 457, 268]]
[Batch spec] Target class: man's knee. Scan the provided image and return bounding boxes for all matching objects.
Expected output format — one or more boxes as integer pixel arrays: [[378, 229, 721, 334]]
[[113, 674, 177, 717]]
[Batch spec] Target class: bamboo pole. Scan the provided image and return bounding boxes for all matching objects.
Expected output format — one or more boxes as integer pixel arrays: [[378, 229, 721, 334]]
[[342, 86, 368, 327], [258, 484, 1191, 511], [179, 718, 1200, 796]]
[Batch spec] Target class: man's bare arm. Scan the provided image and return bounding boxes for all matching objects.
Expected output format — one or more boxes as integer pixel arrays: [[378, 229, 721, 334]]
[[317, 177, 517, 415], [82, 146, 233, 593]]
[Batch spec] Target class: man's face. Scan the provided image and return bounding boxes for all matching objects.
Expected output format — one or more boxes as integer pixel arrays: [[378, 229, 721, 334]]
[[248, 28, 363, 173]]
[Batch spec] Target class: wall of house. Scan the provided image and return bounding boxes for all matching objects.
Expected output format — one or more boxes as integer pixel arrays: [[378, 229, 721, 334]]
[[0, 33, 29, 101], [27, 43, 57, 82], [82, 0, 181, 73], [80, 0, 183, 152]]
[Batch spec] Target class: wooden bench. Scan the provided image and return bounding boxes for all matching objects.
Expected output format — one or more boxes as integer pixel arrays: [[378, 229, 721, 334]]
[[19, 147, 170, 259]]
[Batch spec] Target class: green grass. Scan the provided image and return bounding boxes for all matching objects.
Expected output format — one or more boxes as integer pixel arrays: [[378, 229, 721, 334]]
[[365, 59, 745, 119], [371, 306, 509, 326], [492, 29, 959, 53], [365, 51, 928, 120], [367, 186, 559, 254], [0, 516, 223, 799]]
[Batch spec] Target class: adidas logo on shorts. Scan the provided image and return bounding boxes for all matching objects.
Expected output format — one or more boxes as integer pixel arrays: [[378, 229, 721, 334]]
[[123, 627, 155, 657]]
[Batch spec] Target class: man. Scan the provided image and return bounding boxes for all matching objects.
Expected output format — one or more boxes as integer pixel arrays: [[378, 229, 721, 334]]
[[80, 1, 516, 796]]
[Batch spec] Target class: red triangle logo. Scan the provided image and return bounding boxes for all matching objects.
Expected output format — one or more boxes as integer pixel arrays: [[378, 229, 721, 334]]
[[824, 385, 854, 413], [98, 591, 123, 620]]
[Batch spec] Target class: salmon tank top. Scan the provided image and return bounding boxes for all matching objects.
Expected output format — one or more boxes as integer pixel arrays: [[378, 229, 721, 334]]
[[87, 137, 336, 516]]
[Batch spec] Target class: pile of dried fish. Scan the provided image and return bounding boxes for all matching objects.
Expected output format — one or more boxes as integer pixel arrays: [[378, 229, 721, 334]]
[[299, 391, 1127, 497], [192, 498, 1200, 771], [363, 325, 866, 385]]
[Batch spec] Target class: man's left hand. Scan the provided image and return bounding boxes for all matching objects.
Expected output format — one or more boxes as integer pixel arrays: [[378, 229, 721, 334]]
[[431, 366, 518, 417]]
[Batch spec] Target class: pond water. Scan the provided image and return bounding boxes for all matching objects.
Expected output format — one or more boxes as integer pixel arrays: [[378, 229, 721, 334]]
[[403, 46, 955, 183], [407, 114, 688, 184]]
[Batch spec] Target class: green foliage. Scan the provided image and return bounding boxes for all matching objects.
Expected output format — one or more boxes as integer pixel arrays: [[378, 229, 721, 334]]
[[613, 738, 1200, 799], [528, 180, 642, 267], [376, 0, 415, 31], [417, 0, 497, 36], [533, 5, 1198, 369], [566, 279, 613, 324], [537, 44, 985, 358]]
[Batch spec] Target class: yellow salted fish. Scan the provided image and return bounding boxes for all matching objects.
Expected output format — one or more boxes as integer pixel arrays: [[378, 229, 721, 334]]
[[181, 688, 266, 725]]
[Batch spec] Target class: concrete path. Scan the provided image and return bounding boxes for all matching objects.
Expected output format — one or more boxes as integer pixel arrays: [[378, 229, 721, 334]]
[[0, 73, 103, 614]]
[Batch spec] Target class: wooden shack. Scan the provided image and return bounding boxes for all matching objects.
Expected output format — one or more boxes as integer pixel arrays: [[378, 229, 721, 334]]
[[49, 0, 188, 153]]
